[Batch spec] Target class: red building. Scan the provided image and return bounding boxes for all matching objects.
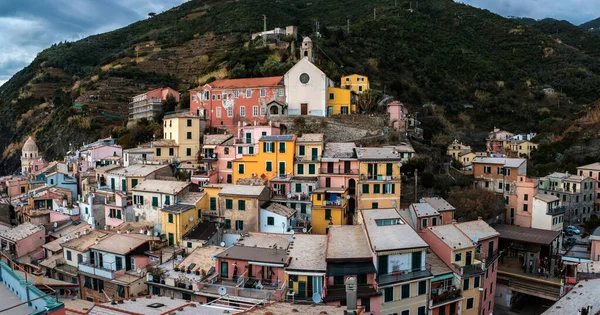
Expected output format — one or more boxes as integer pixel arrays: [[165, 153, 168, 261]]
[[189, 76, 285, 132]]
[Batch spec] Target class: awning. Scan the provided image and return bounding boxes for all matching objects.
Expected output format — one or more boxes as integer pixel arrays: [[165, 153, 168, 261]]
[[562, 256, 593, 264], [327, 262, 376, 276], [203, 145, 217, 149], [249, 261, 285, 268], [432, 273, 455, 282], [285, 271, 326, 276]]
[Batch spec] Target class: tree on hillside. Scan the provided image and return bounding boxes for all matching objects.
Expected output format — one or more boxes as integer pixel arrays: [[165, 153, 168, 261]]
[[148, 12, 156, 17], [446, 187, 505, 222], [357, 89, 382, 113]]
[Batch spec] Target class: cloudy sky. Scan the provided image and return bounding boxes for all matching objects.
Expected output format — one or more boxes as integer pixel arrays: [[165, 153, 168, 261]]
[[0, 1, 598, 87], [0, 0, 187, 86], [459, 0, 600, 25]]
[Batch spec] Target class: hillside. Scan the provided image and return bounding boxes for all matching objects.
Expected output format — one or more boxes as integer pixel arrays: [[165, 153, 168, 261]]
[[580, 17, 600, 31], [2, 0, 600, 174]]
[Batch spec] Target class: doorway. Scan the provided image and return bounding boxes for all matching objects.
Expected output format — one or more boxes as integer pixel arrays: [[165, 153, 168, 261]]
[[301, 103, 308, 115]]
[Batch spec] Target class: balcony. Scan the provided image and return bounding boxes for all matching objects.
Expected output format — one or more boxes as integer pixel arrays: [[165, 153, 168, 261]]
[[475, 249, 501, 268], [201, 153, 218, 161], [431, 287, 462, 306], [378, 265, 432, 285], [294, 156, 321, 162], [271, 193, 311, 201], [359, 174, 399, 181], [324, 284, 379, 302], [547, 206, 566, 216], [234, 138, 253, 144], [453, 262, 484, 276], [322, 200, 345, 208], [78, 261, 123, 280], [320, 167, 359, 175]]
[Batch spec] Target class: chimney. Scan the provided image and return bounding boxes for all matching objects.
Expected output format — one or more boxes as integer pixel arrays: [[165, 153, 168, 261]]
[[345, 277, 357, 311]]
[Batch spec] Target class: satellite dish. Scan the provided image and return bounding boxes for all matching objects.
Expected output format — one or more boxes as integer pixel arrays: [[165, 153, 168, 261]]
[[218, 286, 227, 296], [398, 162, 403, 168], [346, 195, 351, 200], [290, 229, 295, 235], [53, 222, 58, 228], [473, 236, 479, 243], [302, 228, 307, 233], [154, 231, 159, 236], [137, 268, 142, 274], [220, 241, 226, 247], [176, 255, 183, 261], [211, 255, 217, 261], [287, 193, 292, 199], [312, 292, 322, 303], [189, 216, 194, 222]]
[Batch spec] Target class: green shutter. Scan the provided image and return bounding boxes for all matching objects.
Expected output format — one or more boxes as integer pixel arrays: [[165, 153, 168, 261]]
[[279, 142, 286, 153], [309, 164, 316, 174], [249, 146, 254, 155], [362, 184, 370, 193], [168, 213, 173, 223], [152, 197, 158, 207], [225, 219, 231, 229], [386, 163, 393, 176], [266, 161, 272, 171], [238, 200, 246, 210], [297, 164, 304, 175], [122, 179, 127, 192], [299, 145, 305, 156], [165, 195, 170, 205], [227, 161, 232, 169], [296, 183, 302, 192], [238, 164, 245, 174], [279, 162, 285, 176], [374, 184, 380, 194], [226, 199, 233, 209], [392, 183, 396, 194], [116, 210, 122, 219], [131, 179, 138, 188], [210, 197, 217, 210], [325, 209, 331, 220]]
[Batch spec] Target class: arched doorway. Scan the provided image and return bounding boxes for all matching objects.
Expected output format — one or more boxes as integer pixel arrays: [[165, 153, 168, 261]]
[[348, 197, 356, 214], [270, 106, 279, 115], [348, 179, 356, 195]]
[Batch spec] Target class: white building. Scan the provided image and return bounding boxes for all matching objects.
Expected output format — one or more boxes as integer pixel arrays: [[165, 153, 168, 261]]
[[260, 203, 296, 234], [123, 147, 155, 167], [532, 194, 565, 231], [131, 180, 191, 225], [284, 58, 333, 117]]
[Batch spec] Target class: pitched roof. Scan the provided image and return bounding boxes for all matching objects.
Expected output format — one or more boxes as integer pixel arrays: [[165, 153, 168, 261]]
[[422, 197, 455, 212], [263, 203, 296, 218], [287, 234, 327, 272], [296, 133, 323, 143], [260, 135, 295, 141], [183, 221, 218, 242], [161, 203, 195, 214], [322, 142, 357, 159], [62, 230, 111, 252], [204, 76, 283, 89], [234, 232, 290, 249], [355, 147, 403, 161], [427, 224, 475, 250], [411, 203, 440, 218], [326, 225, 371, 261], [203, 134, 233, 145], [362, 209, 428, 251], [90, 234, 151, 255], [0, 222, 44, 242], [534, 193, 559, 203], [152, 139, 178, 147], [131, 180, 190, 195], [472, 157, 526, 168], [219, 184, 269, 198], [164, 112, 200, 119], [107, 164, 169, 177], [578, 162, 600, 171], [455, 220, 499, 242], [492, 224, 561, 245], [215, 246, 288, 265]]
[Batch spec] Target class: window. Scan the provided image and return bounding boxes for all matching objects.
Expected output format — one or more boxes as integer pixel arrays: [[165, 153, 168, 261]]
[[169, 148, 174, 156], [329, 93, 335, 100], [253, 106, 258, 116], [156, 148, 161, 156], [227, 107, 233, 117], [186, 148, 192, 156], [384, 183, 395, 194], [66, 250, 72, 261], [240, 106, 246, 117], [466, 297, 474, 309], [463, 278, 470, 290], [484, 166, 491, 173], [372, 202, 378, 209], [362, 184, 370, 194], [235, 220, 244, 231], [524, 194, 529, 201], [226, 161, 232, 169], [267, 217, 275, 225], [216, 107, 221, 118], [418, 306, 426, 315], [299, 145, 306, 156], [325, 209, 331, 220], [187, 132, 192, 139], [264, 142, 274, 152], [168, 213, 173, 223], [225, 199, 233, 209], [261, 106, 266, 115], [418, 280, 426, 295], [334, 276, 344, 285], [238, 146, 243, 154], [297, 164, 304, 175], [401, 284, 410, 299], [279, 142, 286, 153], [210, 197, 217, 210], [384, 287, 394, 302], [187, 242, 193, 248], [278, 89, 284, 97], [401, 311, 409, 315], [233, 90, 239, 98], [192, 95, 197, 101], [301, 204, 307, 214], [296, 183, 302, 193], [422, 219, 428, 228], [238, 164, 245, 174], [238, 200, 246, 210], [152, 197, 159, 207], [455, 252, 462, 262], [474, 276, 480, 288], [187, 119, 192, 127], [432, 217, 437, 226], [260, 88, 266, 97], [266, 161, 272, 171], [498, 182, 503, 190], [84, 276, 91, 289], [246, 89, 252, 97], [182, 293, 192, 301], [224, 219, 231, 229], [523, 204, 528, 212], [309, 164, 316, 174]]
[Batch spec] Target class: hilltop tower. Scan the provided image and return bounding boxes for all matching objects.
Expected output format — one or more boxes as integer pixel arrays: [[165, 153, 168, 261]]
[[300, 37, 313, 61], [21, 136, 39, 174]]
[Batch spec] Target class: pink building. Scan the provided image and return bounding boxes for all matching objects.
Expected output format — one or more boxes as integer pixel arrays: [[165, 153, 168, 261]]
[[0, 222, 45, 258], [129, 87, 181, 122], [80, 144, 123, 170], [590, 227, 600, 261], [577, 162, 600, 211], [319, 142, 359, 214], [7, 177, 28, 197], [513, 176, 538, 227], [198, 134, 234, 185], [387, 100, 406, 130], [105, 192, 128, 229], [234, 121, 281, 157]]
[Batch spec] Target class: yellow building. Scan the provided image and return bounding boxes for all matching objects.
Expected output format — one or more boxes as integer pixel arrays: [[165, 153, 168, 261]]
[[356, 148, 402, 210], [294, 133, 324, 177], [156, 112, 201, 162], [232, 135, 296, 183], [161, 192, 206, 247], [447, 140, 472, 162], [311, 187, 349, 234], [284, 234, 327, 301], [508, 140, 538, 158], [326, 87, 357, 115], [341, 74, 369, 94]]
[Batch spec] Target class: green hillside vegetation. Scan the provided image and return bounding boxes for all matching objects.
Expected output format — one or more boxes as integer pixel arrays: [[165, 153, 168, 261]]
[[2, 0, 600, 174]]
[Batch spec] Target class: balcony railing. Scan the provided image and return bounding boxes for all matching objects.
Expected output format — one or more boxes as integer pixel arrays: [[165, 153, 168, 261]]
[[322, 200, 345, 208], [271, 193, 311, 201], [359, 174, 400, 181], [475, 249, 501, 268], [294, 156, 321, 162], [431, 287, 462, 306], [325, 284, 378, 301], [378, 265, 432, 285], [79, 261, 121, 280], [547, 206, 566, 216], [234, 138, 253, 144], [453, 262, 484, 276], [320, 167, 359, 175], [201, 153, 218, 161]]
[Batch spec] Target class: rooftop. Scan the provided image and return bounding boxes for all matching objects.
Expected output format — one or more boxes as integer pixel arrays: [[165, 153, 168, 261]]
[[321, 142, 357, 159], [411, 202, 440, 218], [95, 164, 122, 173], [164, 112, 199, 119], [219, 184, 269, 198], [263, 202, 296, 218], [384, 142, 415, 153], [204, 76, 283, 89], [427, 250, 453, 277], [0, 280, 33, 315], [87, 295, 236, 315], [472, 157, 526, 168], [62, 230, 112, 252], [152, 139, 178, 147], [259, 135, 295, 142], [355, 147, 403, 161], [216, 246, 288, 265], [296, 133, 324, 143], [203, 134, 233, 145], [107, 164, 169, 177], [178, 245, 225, 274], [0, 222, 43, 242], [542, 279, 600, 315], [287, 234, 327, 272], [362, 209, 428, 251], [534, 193, 559, 203], [578, 162, 600, 171], [43, 223, 92, 252], [428, 224, 475, 250], [492, 224, 561, 245], [124, 147, 154, 154], [183, 221, 218, 242], [241, 302, 346, 314], [455, 220, 499, 242], [178, 191, 205, 205], [422, 197, 456, 212], [326, 225, 372, 261], [132, 179, 190, 195], [544, 172, 591, 183], [234, 232, 290, 249], [161, 203, 195, 214], [90, 233, 151, 255]]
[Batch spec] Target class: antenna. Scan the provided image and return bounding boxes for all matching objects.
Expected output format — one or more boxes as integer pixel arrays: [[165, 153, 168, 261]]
[[218, 286, 227, 296]]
